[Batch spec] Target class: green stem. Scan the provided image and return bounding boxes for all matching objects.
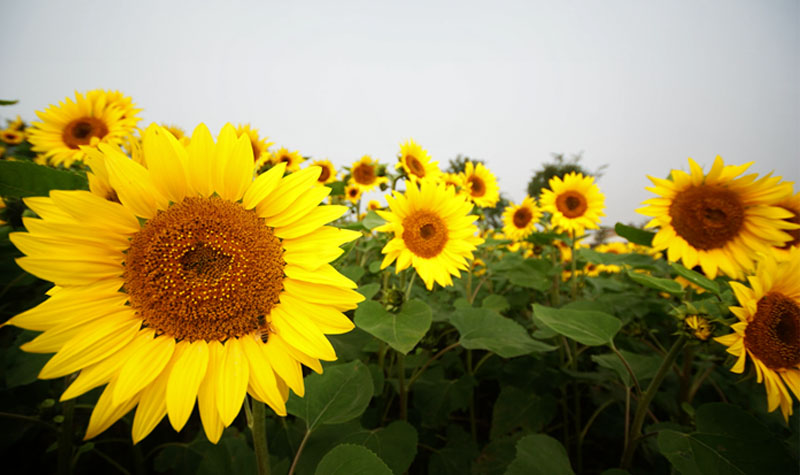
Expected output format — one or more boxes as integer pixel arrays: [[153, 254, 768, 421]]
[[610, 343, 642, 396], [404, 272, 416, 301], [570, 232, 578, 300], [58, 394, 76, 475], [288, 429, 311, 475], [249, 399, 271, 475], [621, 336, 687, 468], [398, 353, 407, 420], [407, 342, 460, 388]]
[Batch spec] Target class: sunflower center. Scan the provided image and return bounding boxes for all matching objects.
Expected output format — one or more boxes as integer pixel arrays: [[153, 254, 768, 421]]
[[124, 196, 285, 342], [744, 292, 800, 369], [513, 207, 533, 228], [779, 206, 800, 249], [318, 165, 331, 183], [468, 176, 486, 197], [668, 185, 744, 250], [353, 163, 376, 185], [556, 191, 588, 218], [62, 117, 109, 149], [250, 141, 261, 162], [402, 210, 448, 258], [406, 155, 425, 177]]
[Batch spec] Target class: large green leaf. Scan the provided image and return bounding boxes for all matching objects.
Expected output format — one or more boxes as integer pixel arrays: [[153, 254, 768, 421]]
[[449, 308, 555, 357], [490, 387, 556, 439], [287, 360, 373, 431], [670, 262, 720, 295], [506, 433, 575, 475], [532, 304, 621, 346], [315, 444, 392, 475], [657, 403, 796, 475], [0, 160, 88, 198], [627, 271, 683, 295], [615, 222, 654, 247], [361, 210, 386, 230], [592, 350, 662, 387], [354, 299, 432, 354], [339, 421, 418, 475]]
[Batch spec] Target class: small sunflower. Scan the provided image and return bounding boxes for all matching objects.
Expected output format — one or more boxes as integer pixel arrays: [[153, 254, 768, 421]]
[[540, 172, 605, 237], [396, 139, 442, 184], [714, 247, 800, 421], [8, 115, 25, 130], [349, 155, 388, 192], [162, 124, 190, 146], [344, 183, 362, 203], [236, 124, 274, 170], [442, 172, 463, 190], [367, 200, 382, 211], [310, 159, 338, 184], [0, 129, 24, 145], [27, 90, 141, 168], [638, 157, 796, 280], [375, 181, 483, 290], [461, 162, 500, 208], [7, 123, 363, 443], [774, 190, 800, 256], [502, 196, 541, 241], [271, 147, 305, 172], [685, 315, 712, 341]]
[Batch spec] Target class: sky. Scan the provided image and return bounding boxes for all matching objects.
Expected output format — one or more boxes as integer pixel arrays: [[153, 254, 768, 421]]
[[3, 0, 798, 227]]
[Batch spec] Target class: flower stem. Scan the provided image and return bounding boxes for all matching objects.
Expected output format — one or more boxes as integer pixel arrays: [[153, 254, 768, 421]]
[[621, 335, 687, 468], [58, 397, 75, 475], [250, 400, 271, 475]]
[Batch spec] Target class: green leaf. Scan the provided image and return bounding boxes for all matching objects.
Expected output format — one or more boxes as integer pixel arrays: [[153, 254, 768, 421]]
[[657, 403, 796, 475], [412, 367, 474, 426], [340, 265, 365, 284], [315, 444, 392, 475], [506, 433, 575, 475], [591, 350, 662, 387], [0, 161, 88, 198], [449, 308, 555, 358], [0, 99, 19, 106], [354, 299, 432, 354], [357, 282, 381, 301], [615, 222, 655, 247], [490, 387, 557, 439], [4, 330, 51, 388], [339, 421, 418, 475], [196, 431, 256, 475], [362, 210, 386, 230], [482, 294, 510, 313], [626, 271, 683, 295], [286, 360, 373, 431], [670, 262, 720, 295], [506, 260, 550, 291], [532, 304, 621, 346]]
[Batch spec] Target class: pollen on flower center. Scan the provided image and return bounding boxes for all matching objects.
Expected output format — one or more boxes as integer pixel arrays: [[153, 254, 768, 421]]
[[353, 163, 376, 185], [62, 117, 109, 149], [513, 207, 533, 228], [668, 185, 744, 250], [402, 210, 448, 258], [406, 156, 425, 177], [318, 165, 331, 183], [744, 292, 800, 369], [124, 196, 286, 342], [556, 191, 587, 218], [468, 176, 486, 197]]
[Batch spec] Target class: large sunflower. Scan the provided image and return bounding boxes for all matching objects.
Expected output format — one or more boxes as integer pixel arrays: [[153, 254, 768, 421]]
[[310, 159, 338, 184], [349, 155, 388, 192], [236, 124, 274, 170], [638, 157, 795, 280], [396, 139, 442, 184], [461, 161, 500, 208], [714, 247, 800, 421], [27, 89, 141, 168], [271, 147, 305, 172], [375, 181, 483, 290], [7, 124, 363, 443], [540, 172, 605, 237], [502, 196, 541, 241]]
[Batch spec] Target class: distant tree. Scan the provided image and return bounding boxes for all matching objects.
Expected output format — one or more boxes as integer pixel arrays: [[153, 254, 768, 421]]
[[445, 154, 483, 173], [526, 152, 606, 199]]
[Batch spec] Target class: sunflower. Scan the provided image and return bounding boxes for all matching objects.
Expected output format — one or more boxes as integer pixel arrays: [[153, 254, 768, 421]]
[[271, 147, 305, 172], [367, 200, 382, 211], [8, 115, 25, 130], [310, 159, 338, 184], [162, 124, 190, 146], [344, 183, 362, 203], [236, 124, 274, 170], [774, 190, 800, 256], [685, 315, 712, 341], [6, 123, 363, 443], [638, 157, 796, 280], [0, 129, 24, 145], [27, 90, 141, 168], [461, 162, 500, 208], [540, 172, 604, 237], [442, 172, 463, 190], [714, 247, 800, 421], [396, 139, 442, 184], [349, 155, 388, 192], [502, 196, 541, 241], [375, 181, 483, 290]]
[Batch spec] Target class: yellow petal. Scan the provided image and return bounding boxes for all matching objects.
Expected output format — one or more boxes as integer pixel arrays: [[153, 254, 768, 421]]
[[186, 124, 215, 197], [131, 343, 186, 444], [142, 124, 190, 203], [50, 190, 139, 235], [270, 306, 336, 361], [113, 334, 175, 406], [216, 338, 249, 427], [198, 340, 225, 444], [242, 162, 287, 210], [262, 334, 305, 397], [102, 143, 168, 218], [166, 340, 209, 431], [273, 205, 347, 239], [84, 378, 141, 440], [240, 335, 286, 415]]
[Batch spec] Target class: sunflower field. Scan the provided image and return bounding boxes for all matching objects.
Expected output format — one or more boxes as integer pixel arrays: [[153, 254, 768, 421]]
[[0, 90, 799, 475]]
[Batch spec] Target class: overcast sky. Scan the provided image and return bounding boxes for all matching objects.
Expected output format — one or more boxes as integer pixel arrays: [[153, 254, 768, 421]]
[[3, 0, 798, 227]]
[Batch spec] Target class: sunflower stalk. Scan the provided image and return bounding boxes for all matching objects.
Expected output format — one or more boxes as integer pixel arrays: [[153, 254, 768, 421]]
[[248, 399, 271, 475], [58, 376, 76, 475]]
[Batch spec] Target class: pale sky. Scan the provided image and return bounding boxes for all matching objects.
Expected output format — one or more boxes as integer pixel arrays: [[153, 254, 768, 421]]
[[3, 0, 798, 227]]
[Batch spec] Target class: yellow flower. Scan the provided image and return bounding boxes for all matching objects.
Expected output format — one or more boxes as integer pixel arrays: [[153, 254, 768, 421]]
[[310, 159, 338, 184], [0, 128, 24, 145], [714, 247, 800, 421], [674, 276, 706, 294], [375, 181, 483, 290], [162, 124, 190, 146], [685, 315, 712, 341], [367, 200, 382, 211], [7, 124, 363, 443], [8, 115, 25, 130], [396, 139, 442, 184], [271, 147, 305, 172], [638, 157, 796, 280], [540, 172, 605, 236], [774, 190, 800, 256], [471, 258, 487, 277], [461, 161, 500, 208], [349, 155, 388, 192], [502, 196, 541, 241], [442, 172, 463, 190], [27, 90, 141, 168], [236, 124, 274, 170], [344, 183, 362, 203]]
